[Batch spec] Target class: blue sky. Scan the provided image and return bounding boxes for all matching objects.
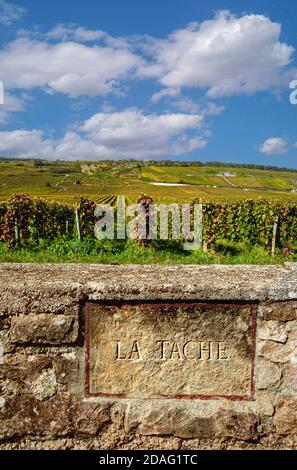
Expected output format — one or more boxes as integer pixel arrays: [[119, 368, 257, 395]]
[[0, 0, 297, 167]]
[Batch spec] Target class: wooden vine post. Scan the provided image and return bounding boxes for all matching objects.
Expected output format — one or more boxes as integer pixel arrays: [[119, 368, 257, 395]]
[[14, 220, 20, 247], [196, 203, 203, 249], [271, 214, 280, 257], [75, 208, 82, 241]]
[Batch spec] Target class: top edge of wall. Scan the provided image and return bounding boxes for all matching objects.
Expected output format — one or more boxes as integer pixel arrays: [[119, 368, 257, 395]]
[[0, 263, 296, 303]]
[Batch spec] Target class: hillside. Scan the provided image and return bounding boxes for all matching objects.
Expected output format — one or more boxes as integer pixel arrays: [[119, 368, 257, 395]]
[[0, 159, 296, 204]]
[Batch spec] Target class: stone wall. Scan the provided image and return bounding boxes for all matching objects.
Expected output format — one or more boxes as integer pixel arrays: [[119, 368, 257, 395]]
[[0, 263, 297, 450]]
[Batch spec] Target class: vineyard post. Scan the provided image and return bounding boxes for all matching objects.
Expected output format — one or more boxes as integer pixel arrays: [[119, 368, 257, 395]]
[[75, 208, 82, 241], [197, 203, 203, 249], [14, 221, 20, 247], [202, 241, 208, 252], [271, 214, 279, 257], [196, 203, 205, 251]]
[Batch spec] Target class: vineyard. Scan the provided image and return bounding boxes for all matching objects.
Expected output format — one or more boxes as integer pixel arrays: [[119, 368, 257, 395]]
[[0, 194, 296, 257], [0, 159, 296, 262], [0, 159, 297, 205]]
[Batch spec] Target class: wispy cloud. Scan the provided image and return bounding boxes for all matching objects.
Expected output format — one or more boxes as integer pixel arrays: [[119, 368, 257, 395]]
[[0, 92, 28, 123], [151, 87, 181, 103], [45, 24, 107, 43], [0, 0, 25, 26]]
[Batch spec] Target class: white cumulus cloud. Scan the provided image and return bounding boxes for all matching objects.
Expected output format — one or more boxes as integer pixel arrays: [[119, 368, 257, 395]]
[[0, 109, 207, 160], [0, 130, 54, 158], [141, 11, 295, 97], [259, 137, 288, 155], [0, 36, 142, 97], [79, 108, 206, 158], [0, 11, 295, 101]]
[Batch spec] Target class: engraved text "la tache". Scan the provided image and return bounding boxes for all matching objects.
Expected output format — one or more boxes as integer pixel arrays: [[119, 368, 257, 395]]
[[114, 340, 229, 361]]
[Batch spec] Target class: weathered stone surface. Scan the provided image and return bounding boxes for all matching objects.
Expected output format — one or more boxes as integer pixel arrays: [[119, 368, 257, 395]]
[[258, 321, 288, 343], [53, 355, 79, 385], [274, 396, 297, 435], [126, 405, 216, 439], [125, 404, 257, 441], [0, 289, 81, 316], [0, 355, 56, 397], [285, 364, 297, 392], [0, 394, 72, 439], [0, 340, 3, 365], [0, 318, 10, 330], [256, 391, 274, 416], [215, 410, 258, 440], [256, 358, 282, 389], [0, 263, 297, 449], [258, 340, 297, 363], [10, 315, 78, 344], [0, 394, 110, 439], [260, 302, 297, 321], [0, 264, 296, 305], [30, 369, 57, 401], [87, 303, 255, 398], [70, 399, 110, 436], [0, 352, 81, 398], [286, 321, 297, 340]]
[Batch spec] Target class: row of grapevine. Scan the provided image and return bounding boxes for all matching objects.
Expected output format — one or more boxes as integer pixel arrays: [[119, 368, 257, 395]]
[[0, 195, 75, 248], [194, 198, 297, 250], [0, 194, 296, 250]]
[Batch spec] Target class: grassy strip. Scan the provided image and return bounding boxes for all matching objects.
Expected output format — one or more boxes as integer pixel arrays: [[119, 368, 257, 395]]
[[0, 238, 295, 264]]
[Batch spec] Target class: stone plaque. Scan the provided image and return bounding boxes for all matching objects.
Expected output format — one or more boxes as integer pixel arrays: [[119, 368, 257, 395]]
[[85, 303, 256, 400]]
